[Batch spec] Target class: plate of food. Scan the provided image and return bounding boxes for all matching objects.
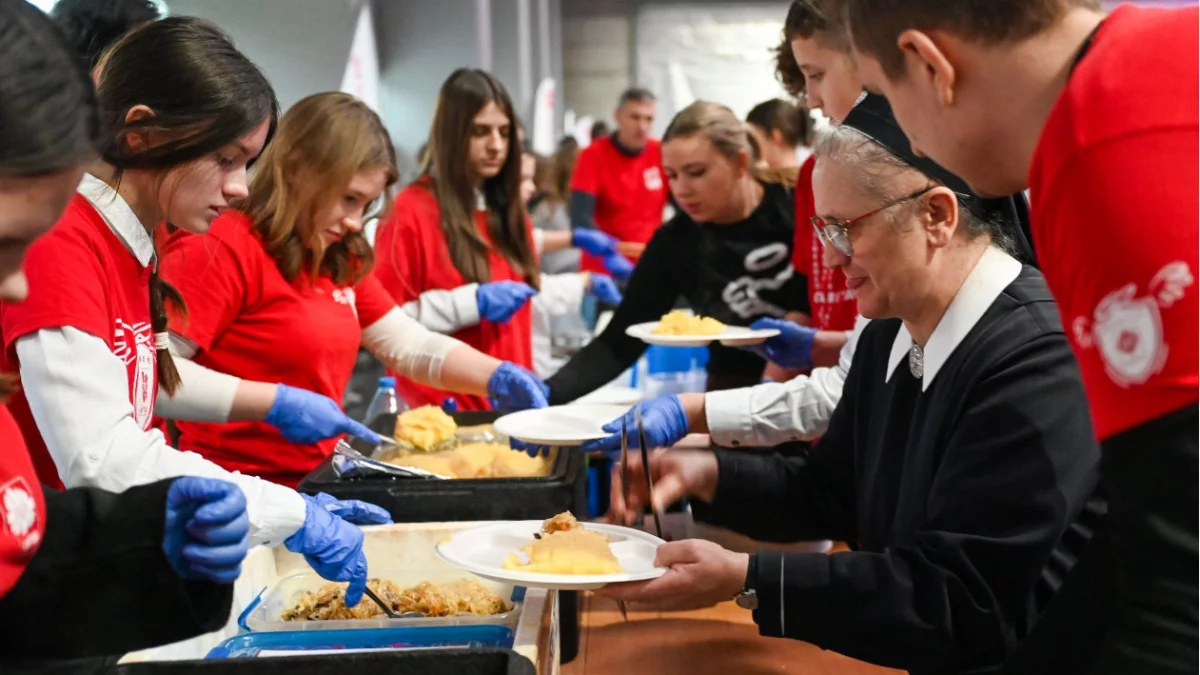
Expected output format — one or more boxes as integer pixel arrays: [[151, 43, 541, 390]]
[[493, 403, 628, 446], [436, 512, 667, 590], [626, 310, 780, 347]]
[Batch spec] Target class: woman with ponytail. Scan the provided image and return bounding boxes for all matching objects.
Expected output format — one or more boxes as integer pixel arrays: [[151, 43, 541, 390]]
[[0, 17, 388, 612]]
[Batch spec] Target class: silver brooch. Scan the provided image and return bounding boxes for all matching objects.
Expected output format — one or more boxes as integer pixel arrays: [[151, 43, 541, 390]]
[[908, 343, 924, 379]]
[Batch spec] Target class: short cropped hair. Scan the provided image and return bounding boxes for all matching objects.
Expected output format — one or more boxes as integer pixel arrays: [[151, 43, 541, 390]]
[[773, 0, 851, 99], [618, 87, 656, 107], [842, 0, 1100, 79]]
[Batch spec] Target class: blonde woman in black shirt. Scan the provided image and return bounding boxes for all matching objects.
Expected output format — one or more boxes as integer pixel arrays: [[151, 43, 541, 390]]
[[545, 101, 810, 403]]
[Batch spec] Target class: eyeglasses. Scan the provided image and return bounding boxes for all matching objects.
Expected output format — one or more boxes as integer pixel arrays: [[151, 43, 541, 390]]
[[810, 185, 936, 257]]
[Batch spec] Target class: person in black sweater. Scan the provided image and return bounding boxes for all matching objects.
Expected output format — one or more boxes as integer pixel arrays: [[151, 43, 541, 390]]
[[601, 100, 1103, 675], [546, 100, 810, 402]]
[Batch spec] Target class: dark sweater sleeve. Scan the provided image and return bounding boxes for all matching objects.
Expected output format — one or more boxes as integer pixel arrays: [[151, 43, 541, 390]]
[[750, 334, 1101, 674], [689, 338, 862, 542], [568, 190, 599, 231], [546, 224, 687, 403], [0, 479, 233, 659]]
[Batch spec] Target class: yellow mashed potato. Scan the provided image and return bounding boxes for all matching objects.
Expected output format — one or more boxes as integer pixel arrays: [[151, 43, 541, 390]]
[[503, 513, 622, 575], [394, 406, 458, 451], [650, 310, 726, 336], [385, 442, 550, 479]]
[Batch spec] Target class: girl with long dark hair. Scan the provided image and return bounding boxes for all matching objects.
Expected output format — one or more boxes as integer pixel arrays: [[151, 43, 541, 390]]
[[375, 69, 550, 410], [0, 17, 385, 612]]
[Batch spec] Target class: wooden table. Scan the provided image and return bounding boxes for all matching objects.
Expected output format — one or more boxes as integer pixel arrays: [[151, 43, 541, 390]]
[[561, 592, 903, 675]]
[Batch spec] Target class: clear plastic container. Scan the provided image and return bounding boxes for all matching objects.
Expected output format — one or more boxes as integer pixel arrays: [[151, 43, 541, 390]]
[[207, 625, 515, 659], [365, 376, 406, 428], [239, 570, 521, 633]]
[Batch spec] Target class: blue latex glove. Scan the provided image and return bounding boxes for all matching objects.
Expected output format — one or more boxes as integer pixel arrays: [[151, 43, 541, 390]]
[[740, 317, 818, 370], [588, 274, 624, 305], [487, 362, 549, 412], [572, 229, 619, 257], [579, 396, 690, 456], [477, 281, 537, 323], [441, 397, 459, 413], [601, 253, 634, 283], [163, 477, 250, 585], [266, 384, 381, 445], [308, 492, 392, 526], [285, 494, 370, 607]]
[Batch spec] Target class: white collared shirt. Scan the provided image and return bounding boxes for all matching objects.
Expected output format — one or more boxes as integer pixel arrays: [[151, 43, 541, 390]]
[[15, 175, 307, 547], [886, 246, 1023, 390], [704, 315, 869, 446]]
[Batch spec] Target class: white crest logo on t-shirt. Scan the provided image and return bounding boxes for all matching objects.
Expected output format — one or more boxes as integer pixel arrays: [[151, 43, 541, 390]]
[[332, 288, 358, 318], [643, 167, 663, 192], [113, 319, 155, 429], [1072, 261, 1193, 387], [0, 477, 40, 553]]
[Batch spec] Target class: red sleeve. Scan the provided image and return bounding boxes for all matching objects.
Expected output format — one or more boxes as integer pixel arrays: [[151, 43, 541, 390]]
[[353, 271, 397, 328], [373, 187, 431, 304], [1037, 130, 1198, 440], [570, 144, 600, 195], [160, 220, 250, 354], [1, 217, 112, 353], [792, 156, 816, 275]]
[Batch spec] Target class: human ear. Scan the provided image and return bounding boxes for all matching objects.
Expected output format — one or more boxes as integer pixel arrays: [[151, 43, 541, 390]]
[[897, 30, 957, 106]]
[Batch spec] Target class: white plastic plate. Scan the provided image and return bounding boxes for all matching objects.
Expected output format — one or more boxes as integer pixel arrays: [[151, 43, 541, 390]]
[[625, 322, 780, 347], [436, 520, 667, 590], [493, 404, 628, 446]]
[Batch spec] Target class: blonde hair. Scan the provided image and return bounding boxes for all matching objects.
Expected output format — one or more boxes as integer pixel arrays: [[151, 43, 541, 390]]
[[239, 92, 398, 285], [663, 101, 797, 188]]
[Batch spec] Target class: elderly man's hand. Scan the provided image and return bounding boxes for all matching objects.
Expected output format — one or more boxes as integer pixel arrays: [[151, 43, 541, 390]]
[[597, 540, 749, 608]]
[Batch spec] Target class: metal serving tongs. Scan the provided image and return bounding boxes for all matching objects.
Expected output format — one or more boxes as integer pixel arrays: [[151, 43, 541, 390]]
[[617, 418, 632, 622], [634, 406, 664, 540]]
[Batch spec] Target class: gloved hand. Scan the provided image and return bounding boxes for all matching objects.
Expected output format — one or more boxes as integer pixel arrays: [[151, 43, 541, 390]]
[[572, 229, 619, 257], [477, 281, 537, 323], [266, 384, 381, 445], [487, 361, 549, 412], [587, 274, 624, 305], [739, 317, 817, 370], [601, 253, 634, 283], [163, 477, 250, 585], [307, 492, 392, 526], [580, 396, 690, 456], [285, 495, 370, 607]]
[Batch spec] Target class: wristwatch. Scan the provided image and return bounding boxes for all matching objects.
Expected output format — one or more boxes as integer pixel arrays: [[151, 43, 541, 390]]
[[734, 553, 758, 610]]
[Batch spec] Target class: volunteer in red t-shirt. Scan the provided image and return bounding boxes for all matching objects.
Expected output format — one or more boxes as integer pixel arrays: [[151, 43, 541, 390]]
[[0, 18, 398, 610], [847, 1, 1198, 672], [163, 92, 548, 486], [569, 87, 669, 279], [376, 69, 552, 411], [0, 5, 263, 655]]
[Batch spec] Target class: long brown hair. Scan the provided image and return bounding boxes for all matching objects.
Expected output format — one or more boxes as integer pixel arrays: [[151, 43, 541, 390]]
[[664, 101, 798, 189], [95, 17, 277, 396], [424, 69, 539, 289], [239, 92, 398, 285]]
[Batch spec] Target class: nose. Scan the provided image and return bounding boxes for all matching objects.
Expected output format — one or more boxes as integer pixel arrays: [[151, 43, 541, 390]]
[[223, 166, 249, 201], [487, 130, 504, 151], [821, 240, 850, 269], [342, 212, 364, 233]]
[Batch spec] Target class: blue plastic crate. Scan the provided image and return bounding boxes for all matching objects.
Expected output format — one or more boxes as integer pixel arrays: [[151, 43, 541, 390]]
[[207, 625, 514, 659]]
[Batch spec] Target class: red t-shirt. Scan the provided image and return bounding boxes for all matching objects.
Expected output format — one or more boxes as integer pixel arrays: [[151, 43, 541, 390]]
[[0, 195, 158, 489], [793, 156, 858, 332], [374, 180, 535, 411], [0, 405, 44, 598], [1030, 4, 1198, 441], [161, 212, 396, 488], [571, 136, 668, 273]]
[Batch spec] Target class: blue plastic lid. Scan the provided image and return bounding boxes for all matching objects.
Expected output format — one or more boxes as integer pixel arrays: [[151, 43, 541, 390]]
[[378, 376, 397, 388], [207, 625, 514, 659]]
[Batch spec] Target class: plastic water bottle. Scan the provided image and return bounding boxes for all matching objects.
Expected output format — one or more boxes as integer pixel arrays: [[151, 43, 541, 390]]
[[364, 376, 405, 428]]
